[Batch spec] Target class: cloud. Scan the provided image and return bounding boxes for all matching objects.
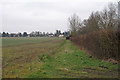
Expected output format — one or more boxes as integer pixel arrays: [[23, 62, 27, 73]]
[[0, 0, 117, 33]]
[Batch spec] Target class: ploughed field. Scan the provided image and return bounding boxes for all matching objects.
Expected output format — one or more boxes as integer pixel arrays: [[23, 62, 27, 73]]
[[2, 37, 118, 78]]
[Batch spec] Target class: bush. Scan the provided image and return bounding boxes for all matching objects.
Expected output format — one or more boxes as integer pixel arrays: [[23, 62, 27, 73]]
[[71, 30, 119, 60]]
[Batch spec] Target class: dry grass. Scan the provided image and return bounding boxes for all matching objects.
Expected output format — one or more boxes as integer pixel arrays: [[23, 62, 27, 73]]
[[2, 37, 64, 78]]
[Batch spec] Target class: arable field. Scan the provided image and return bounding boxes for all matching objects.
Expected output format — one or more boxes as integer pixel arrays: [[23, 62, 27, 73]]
[[2, 37, 64, 78], [2, 37, 118, 78]]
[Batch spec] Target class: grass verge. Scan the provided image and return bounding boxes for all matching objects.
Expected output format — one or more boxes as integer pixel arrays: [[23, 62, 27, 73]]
[[29, 40, 118, 78]]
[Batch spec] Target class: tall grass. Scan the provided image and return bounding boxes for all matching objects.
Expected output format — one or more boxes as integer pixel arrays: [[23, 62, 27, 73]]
[[71, 30, 119, 60]]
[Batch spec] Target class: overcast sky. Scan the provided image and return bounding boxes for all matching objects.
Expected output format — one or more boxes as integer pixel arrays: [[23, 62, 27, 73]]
[[0, 0, 118, 33]]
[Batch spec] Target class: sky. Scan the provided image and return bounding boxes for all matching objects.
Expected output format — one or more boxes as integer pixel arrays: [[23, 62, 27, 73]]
[[0, 0, 118, 33]]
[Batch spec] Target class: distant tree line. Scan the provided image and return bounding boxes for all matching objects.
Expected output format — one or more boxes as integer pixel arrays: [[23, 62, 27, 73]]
[[0, 30, 70, 37]]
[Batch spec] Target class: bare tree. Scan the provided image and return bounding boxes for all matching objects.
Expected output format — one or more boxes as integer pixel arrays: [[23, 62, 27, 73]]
[[68, 14, 81, 36], [99, 3, 118, 30], [85, 12, 100, 33], [68, 2, 118, 36]]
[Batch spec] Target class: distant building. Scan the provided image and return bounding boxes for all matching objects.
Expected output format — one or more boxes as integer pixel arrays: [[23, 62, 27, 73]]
[[10, 33, 18, 37], [48, 34, 54, 37], [27, 34, 32, 37], [59, 35, 64, 37]]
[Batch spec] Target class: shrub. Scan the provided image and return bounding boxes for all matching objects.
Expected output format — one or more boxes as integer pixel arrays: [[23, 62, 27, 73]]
[[71, 30, 119, 60]]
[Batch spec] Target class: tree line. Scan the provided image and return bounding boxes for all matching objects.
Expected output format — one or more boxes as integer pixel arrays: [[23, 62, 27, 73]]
[[69, 2, 119, 61], [69, 3, 118, 36], [0, 30, 70, 37]]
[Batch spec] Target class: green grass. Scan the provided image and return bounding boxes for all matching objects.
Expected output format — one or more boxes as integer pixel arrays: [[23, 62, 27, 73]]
[[29, 40, 118, 78]]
